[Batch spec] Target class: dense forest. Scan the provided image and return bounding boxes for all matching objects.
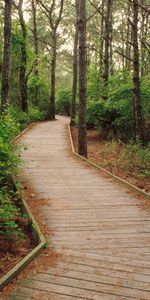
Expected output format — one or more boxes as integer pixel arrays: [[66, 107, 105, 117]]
[[0, 0, 150, 254]]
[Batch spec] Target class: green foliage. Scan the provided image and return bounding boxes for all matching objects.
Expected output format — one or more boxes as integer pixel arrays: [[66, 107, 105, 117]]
[[28, 107, 45, 121], [28, 71, 50, 114], [141, 77, 150, 119], [86, 101, 108, 128], [0, 111, 20, 143], [0, 110, 21, 243], [107, 76, 133, 139], [0, 108, 21, 190], [56, 89, 71, 116], [0, 137, 19, 186], [86, 71, 150, 140], [87, 66, 104, 101], [7, 107, 30, 131], [0, 189, 24, 239]]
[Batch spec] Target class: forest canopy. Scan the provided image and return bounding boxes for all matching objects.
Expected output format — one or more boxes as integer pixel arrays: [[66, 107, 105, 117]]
[[0, 0, 149, 148]]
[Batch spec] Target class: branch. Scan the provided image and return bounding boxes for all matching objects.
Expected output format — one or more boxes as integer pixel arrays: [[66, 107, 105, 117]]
[[88, 44, 101, 54], [128, 0, 150, 14], [87, 4, 102, 22], [36, 37, 52, 48], [115, 49, 133, 62], [36, 0, 50, 19], [12, 1, 18, 9], [55, 0, 64, 30], [36, 0, 50, 15], [128, 17, 134, 27], [26, 61, 36, 80], [143, 41, 150, 54], [88, 0, 106, 21], [36, 0, 64, 31]]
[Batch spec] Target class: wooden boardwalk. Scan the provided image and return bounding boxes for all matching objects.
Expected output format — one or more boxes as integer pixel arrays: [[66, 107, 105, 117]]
[[8, 117, 150, 299]]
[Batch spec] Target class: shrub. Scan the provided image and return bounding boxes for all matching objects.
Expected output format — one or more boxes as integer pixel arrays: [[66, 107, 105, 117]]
[[0, 112, 23, 241], [28, 107, 45, 121], [86, 101, 107, 129], [56, 89, 71, 116], [0, 137, 19, 186], [0, 110, 20, 143], [0, 188, 24, 240]]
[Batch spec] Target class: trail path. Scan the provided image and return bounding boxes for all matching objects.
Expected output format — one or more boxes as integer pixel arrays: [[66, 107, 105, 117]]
[[8, 117, 150, 299]]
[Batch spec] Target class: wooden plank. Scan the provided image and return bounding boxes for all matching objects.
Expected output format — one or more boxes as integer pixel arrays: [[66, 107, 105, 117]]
[[20, 279, 138, 300], [38, 267, 150, 291], [53, 261, 150, 283], [24, 274, 150, 299]]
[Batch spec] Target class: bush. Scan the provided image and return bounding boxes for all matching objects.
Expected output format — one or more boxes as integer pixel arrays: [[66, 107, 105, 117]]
[[28, 107, 45, 121], [86, 101, 107, 129], [0, 137, 19, 186], [87, 71, 150, 141], [0, 188, 24, 240], [8, 107, 30, 131], [56, 89, 71, 116], [0, 110, 23, 241], [0, 110, 20, 143]]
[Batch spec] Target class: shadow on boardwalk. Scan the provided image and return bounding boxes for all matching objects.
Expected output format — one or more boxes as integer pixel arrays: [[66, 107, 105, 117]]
[[7, 116, 150, 299]]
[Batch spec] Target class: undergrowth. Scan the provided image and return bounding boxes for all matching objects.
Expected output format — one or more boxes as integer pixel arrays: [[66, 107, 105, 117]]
[[0, 106, 44, 241], [99, 140, 150, 176]]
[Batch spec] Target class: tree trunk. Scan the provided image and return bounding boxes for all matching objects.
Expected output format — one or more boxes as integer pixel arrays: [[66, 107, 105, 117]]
[[102, 0, 113, 100], [70, 2, 78, 126], [49, 30, 56, 120], [103, 0, 113, 85], [78, 0, 87, 158], [99, 0, 104, 77], [144, 14, 150, 76], [140, 1, 144, 77], [125, 2, 132, 70], [18, 0, 28, 112], [109, 11, 113, 75], [132, 0, 145, 141], [31, 0, 39, 106], [1, 0, 12, 112]]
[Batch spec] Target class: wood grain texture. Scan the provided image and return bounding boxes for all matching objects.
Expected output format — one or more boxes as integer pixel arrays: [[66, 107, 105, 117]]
[[8, 116, 150, 299]]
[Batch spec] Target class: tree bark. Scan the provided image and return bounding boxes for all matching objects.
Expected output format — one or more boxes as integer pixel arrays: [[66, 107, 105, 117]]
[[132, 0, 145, 141], [49, 29, 57, 120], [49, 0, 64, 120], [18, 0, 28, 112], [125, 2, 132, 70], [78, 0, 87, 158], [70, 1, 79, 126], [31, 0, 39, 106], [1, 0, 12, 112], [109, 11, 113, 75], [99, 0, 104, 77], [103, 0, 113, 85]]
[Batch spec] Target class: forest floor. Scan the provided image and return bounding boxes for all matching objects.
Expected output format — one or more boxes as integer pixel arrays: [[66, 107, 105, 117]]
[[0, 186, 58, 299], [0, 233, 33, 279], [0, 210, 35, 279], [72, 128, 150, 194]]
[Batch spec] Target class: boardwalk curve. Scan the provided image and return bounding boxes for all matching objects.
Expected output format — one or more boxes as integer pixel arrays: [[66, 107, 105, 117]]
[[8, 116, 150, 299]]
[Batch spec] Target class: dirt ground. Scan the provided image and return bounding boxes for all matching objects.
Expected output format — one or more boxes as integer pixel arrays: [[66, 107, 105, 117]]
[[0, 185, 58, 299], [72, 127, 150, 194]]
